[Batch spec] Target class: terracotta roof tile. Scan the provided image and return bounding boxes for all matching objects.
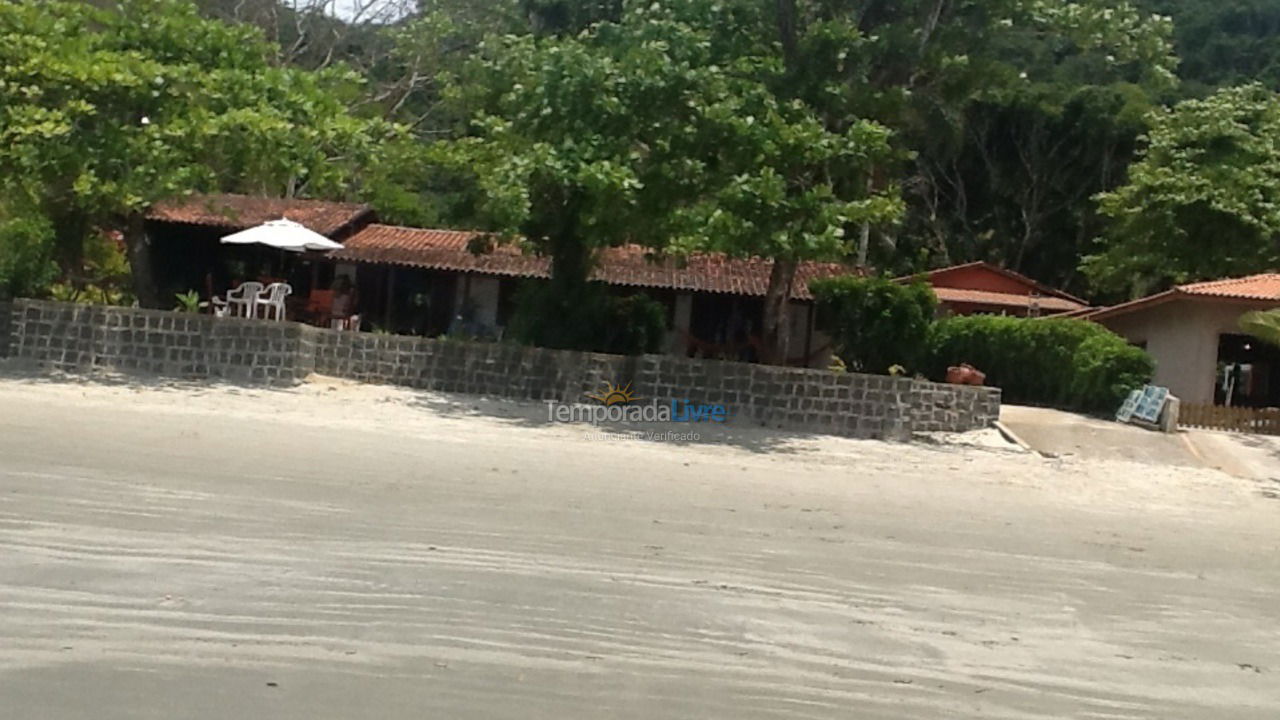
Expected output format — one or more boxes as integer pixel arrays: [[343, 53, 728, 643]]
[[1085, 272, 1280, 321], [1178, 273, 1280, 300], [931, 287, 1087, 313], [330, 224, 859, 300], [147, 193, 373, 237], [903, 261, 1089, 304], [329, 225, 548, 277]]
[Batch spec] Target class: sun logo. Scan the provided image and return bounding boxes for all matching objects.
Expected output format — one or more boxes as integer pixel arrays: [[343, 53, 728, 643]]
[[585, 381, 640, 406]]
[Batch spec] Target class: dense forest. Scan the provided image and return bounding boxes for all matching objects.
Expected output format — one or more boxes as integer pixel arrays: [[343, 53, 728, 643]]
[[3, 0, 1280, 355]]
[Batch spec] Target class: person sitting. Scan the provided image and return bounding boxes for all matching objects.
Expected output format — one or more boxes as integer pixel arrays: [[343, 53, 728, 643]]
[[330, 276, 360, 331]]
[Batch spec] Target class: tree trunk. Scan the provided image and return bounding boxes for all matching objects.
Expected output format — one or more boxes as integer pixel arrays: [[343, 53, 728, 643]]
[[763, 0, 799, 366], [774, 0, 798, 71], [122, 212, 160, 308], [760, 258, 798, 366], [856, 174, 875, 266]]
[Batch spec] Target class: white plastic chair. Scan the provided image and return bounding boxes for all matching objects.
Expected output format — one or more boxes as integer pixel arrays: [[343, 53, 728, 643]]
[[256, 282, 292, 321], [331, 313, 361, 332], [206, 298, 230, 317], [223, 281, 263, 318]]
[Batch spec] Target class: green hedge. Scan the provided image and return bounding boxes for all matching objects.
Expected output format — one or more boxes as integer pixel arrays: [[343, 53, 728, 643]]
[[508, 280, 668, 355], [0, 213, 57, 300], [810, 275, 937, 375], [926, 315, 1154, 412]]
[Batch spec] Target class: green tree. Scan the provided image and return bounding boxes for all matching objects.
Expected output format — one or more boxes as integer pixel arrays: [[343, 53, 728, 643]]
[[704, 0, 1176, 352], [0, 0, 399, 306], [810, 275, 937, 375], [437, 0, 899, 361], [0, 208, 58, 300], [1086, 84, 1280, 298], [431, 7, 728, 348], [1239, 309, 1280, 349], [1138, 0, 1280, 94], [898, 2, 1175, 289]]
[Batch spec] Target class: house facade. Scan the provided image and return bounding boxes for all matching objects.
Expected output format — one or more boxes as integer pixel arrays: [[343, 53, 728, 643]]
[[900, 262, 1089, 317], [327, 223, 853, 367], [146, 194, 857, 368], [1086, 275, 1280, 407]]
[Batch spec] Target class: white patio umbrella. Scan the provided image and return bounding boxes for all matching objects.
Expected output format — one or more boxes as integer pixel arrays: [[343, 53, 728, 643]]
[[219, 218, 344, 253]]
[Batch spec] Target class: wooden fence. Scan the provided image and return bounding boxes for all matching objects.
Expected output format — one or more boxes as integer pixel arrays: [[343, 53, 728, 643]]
[[1178, 403, 1280, 435]]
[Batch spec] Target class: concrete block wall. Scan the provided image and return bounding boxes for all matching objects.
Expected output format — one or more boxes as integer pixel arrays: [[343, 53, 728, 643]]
[[633, 356, 919, 438], [4, 300, 1000, 438], [310, 325, 1001, 439], [9, 300, 311, 386], [310, 328, 633, 404]]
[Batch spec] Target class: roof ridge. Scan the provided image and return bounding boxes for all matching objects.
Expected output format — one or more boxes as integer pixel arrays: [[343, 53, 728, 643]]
[[1179, 272, 1280, 290], [366, 222, 482, 234], [899, 261, 1087, 304], [357, 226, 860, 270], [336, 225, 863, 299], [196, 192, 370, 208]]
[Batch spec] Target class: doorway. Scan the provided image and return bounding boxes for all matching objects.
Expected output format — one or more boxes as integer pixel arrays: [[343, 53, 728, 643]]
[[1215, 333, 1280, 407]]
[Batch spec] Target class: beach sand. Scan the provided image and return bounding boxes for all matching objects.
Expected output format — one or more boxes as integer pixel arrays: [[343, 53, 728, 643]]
[[1, 372, 1277, 718]]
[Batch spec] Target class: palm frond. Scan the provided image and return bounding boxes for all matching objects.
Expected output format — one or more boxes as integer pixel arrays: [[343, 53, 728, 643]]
[[1239, 310, 1280, 348]]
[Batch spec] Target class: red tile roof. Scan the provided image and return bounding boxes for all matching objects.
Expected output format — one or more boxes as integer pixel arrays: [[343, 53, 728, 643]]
[[330, 225, 548, 277], [330, 224, 860, 300], [931, 287, 1088, 313], [905, 261, 1089, 304], [147, 193, 374, 237], [893, 261, 1088, 314], [1179, 273, 1280, 300], [1086, 272, 1280, 321]]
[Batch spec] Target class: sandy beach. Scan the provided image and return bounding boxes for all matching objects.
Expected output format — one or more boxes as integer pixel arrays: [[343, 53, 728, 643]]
[[1, 373, 1278, 718]]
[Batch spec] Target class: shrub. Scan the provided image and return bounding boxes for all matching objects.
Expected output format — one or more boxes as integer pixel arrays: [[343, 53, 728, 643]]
[[1070, 333, 1155, 410], [810, 275, 937, 375], [926, 315, 1154, 412], [599, 293, 668, 356], [0, 213, 57, 300], [508, 280, 667, 355]]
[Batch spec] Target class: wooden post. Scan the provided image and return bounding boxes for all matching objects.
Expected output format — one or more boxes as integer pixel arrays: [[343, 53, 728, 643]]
[[803, 302, 814, 368], [384, 266, 395, 330]]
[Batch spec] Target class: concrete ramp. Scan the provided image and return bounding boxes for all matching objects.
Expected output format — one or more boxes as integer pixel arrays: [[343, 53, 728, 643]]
[[999, 405, 1202, 466]]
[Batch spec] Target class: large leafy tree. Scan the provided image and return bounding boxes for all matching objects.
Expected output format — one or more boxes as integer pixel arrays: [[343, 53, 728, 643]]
[[0, 0, 398, 306], [898, 2, 1176, 289], [705, 0, 1174, 351], [438, 0, 899, 361], [1085, 84, 1280, 298], [680, 95, 901, 364], [1139, 0, 1280, 95], [773, 0, 1177, 290]]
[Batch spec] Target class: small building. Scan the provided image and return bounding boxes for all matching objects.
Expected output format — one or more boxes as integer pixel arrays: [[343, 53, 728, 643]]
[[145, 194, 860, 367], [1085, 274, 1280, 407], [329, 223, 853, 367], [146, 193, 373, 300], [900, 262, 1089, 317]]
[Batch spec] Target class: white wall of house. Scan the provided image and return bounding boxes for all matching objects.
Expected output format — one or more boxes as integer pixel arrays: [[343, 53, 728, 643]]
[[1099, 298, 1278, 404], [454, 275, 501, 328]]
